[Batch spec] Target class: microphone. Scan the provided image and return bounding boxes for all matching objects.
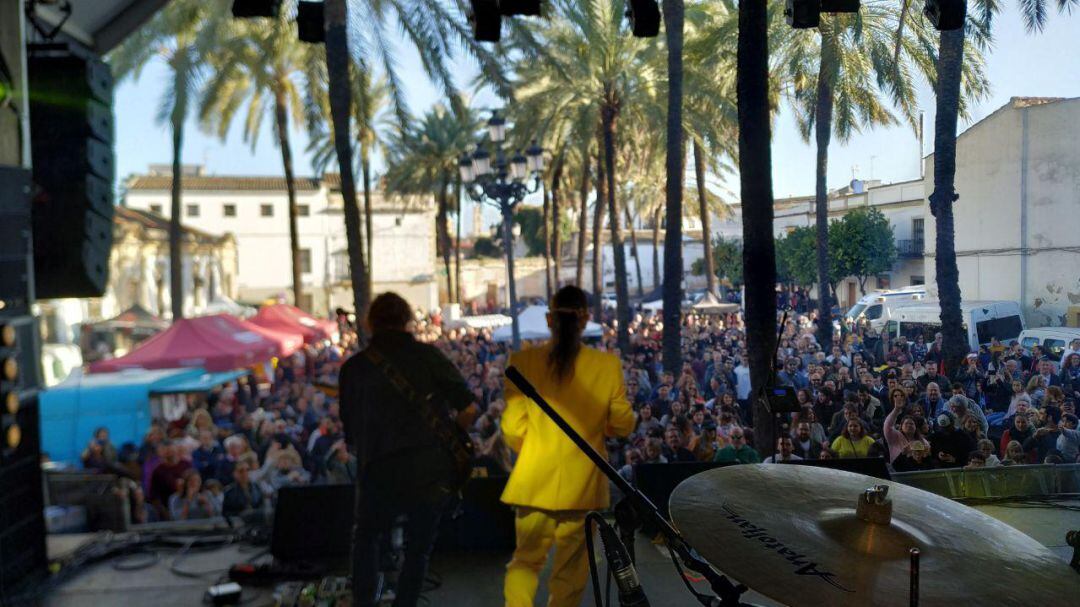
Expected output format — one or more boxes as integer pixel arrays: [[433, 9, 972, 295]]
[[598, 518, 650, 607]]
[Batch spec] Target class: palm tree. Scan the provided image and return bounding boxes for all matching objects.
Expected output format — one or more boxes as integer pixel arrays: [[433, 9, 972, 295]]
[[307, 55, 389, 311], [110, 0, 223, 320], [199, 13, 318, 310], [930, 1, 1071, 372], [662, 0, 687, 372], [787, 4, 945, 347], [383, 103, 480, 303]]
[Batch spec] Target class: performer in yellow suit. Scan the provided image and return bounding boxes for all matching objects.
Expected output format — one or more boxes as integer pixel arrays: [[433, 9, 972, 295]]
[[501, 286, 636, 607]]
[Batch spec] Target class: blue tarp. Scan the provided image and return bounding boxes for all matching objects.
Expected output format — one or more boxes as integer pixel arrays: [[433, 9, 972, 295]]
[[40, 367, 244, 465]]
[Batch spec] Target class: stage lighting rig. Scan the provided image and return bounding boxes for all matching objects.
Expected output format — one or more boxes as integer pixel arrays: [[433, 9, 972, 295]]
[[626, 0, 661, 38], [231, 0, 282, 19], [296, 1, 325, 43], [924, 0, 967, 30], [470, 0, 502, 42]]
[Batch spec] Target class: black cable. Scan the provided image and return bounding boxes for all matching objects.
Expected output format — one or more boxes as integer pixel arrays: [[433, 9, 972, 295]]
[[585, 512, 608, 607]]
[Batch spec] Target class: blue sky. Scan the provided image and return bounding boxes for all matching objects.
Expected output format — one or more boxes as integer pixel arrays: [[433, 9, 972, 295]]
[[114, 8, 1080, 224]]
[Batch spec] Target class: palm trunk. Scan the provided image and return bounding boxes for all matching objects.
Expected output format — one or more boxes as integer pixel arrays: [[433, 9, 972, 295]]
[[360, 138, 374, 306], [326, 0, 367, 320], [503, 203, 521, 350], [542, 186, 552, 301], [930, 28, 968, 373], [576, 159, 589, 287], [624, 204, 644, 297], [652, 207, 662, 293], [273, 89, 304, 310], [169, 115, 184, 320], [602, 101, 630, 353], [437, 175, 453, 303], [738, 0, 778, 455], [694, 139, 716, 296], [592, 151, 605, 323], [454, 178, 463, 304], [551, 154, 564, 291], [662, 0, 686, 375], [813, 70, 834, 348]]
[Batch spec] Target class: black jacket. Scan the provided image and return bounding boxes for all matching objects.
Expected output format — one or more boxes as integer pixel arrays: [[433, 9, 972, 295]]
[[339, 330, 473, 471]]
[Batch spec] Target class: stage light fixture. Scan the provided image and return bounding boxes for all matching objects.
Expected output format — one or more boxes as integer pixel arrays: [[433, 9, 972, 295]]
[[297, 1, 325, 43], [231, 0, 282, 18], [470, 0, 502, 42], [785, 0, 821, 28], [924, 0, 966, 30], [499, 0, 541, 16], [820, 0, 860, 12], [626, 0, 661, 38]]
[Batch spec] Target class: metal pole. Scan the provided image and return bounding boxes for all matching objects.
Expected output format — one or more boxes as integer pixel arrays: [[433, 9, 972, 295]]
[[503, 201, 521, 350], [909, 547, 920, 607]]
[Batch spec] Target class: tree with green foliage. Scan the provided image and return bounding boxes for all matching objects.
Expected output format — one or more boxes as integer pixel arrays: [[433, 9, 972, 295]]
[[513, 207, 546, 257], [691, 236, 743, 287], [828, 208, 896, 295], [775, 226, 818, 288], [473, 237, 501, 259]]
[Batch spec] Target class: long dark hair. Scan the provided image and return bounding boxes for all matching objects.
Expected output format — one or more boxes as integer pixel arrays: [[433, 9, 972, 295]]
[[548, 286, 588, 383]]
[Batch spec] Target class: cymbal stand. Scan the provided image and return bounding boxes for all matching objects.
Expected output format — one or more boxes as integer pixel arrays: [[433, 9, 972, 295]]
[[909, 548, 919, 607], [506, 367, 757, 607]]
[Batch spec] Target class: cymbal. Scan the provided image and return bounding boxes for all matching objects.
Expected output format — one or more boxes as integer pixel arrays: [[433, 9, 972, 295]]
[[669, 464, 1080, 607]]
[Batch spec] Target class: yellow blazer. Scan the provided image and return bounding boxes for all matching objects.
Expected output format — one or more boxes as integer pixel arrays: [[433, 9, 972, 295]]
[[501, 344, 635, 511]]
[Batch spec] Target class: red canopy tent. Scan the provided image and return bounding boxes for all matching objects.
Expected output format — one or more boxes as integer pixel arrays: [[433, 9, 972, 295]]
[[89, 314, 299, 373], [250, 304, 338, 344]]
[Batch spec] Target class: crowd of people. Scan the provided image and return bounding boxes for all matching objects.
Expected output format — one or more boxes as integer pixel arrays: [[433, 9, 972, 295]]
[[79, 296, 1080, 524]]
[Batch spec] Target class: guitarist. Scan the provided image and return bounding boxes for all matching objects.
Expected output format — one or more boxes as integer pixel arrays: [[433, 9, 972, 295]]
[[340, 292, 477, 607]]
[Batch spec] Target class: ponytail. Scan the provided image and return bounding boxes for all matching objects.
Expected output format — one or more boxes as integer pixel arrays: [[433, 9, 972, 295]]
[[548, 286, 589, 383]]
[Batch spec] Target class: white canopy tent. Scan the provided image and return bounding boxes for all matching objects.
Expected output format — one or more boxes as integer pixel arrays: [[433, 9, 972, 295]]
[[492, 305, 603, 343]]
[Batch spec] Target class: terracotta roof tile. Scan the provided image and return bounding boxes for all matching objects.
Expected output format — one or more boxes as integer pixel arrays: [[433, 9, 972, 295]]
[[127, 175, 324, 192]]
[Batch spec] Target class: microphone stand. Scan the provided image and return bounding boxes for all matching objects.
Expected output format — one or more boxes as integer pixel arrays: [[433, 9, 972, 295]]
[[505, 367, 754, 607]]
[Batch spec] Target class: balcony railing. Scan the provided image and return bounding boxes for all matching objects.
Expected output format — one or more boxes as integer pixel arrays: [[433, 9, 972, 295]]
[[896, 238, 924, 257]]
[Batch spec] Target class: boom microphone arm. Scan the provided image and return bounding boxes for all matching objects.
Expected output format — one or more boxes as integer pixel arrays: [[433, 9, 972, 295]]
[[505, 366, 752, 607]]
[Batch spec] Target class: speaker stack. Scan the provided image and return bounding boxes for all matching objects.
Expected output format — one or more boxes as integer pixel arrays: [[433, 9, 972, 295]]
[[27, 44, 115, 299], [0, 167, 46, 601]]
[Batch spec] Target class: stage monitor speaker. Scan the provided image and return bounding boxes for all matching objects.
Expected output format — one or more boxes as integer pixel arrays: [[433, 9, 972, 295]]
[[0, 167, 33, 314], [788, 456, 892, 480], [0, 315, 46, 600], [232, 0, 282, 18], [27, 46, 114, 299], [820, 0, 860, 12], [626, 0, 661, 38], [296, 1, 325, 43], [271, 484, 354, 563]]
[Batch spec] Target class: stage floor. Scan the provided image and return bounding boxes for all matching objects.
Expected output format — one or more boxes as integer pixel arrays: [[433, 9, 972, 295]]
[[43, 499, 1077, 606]]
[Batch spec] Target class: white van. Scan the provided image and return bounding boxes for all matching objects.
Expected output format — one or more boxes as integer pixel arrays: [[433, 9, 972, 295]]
[[845, 287, 927, 325], [1017, 327, 1080, 362], [879, 300, 1025, 351]]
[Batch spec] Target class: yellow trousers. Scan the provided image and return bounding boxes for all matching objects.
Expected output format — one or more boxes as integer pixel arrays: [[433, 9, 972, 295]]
[[504, 508, 589, 607]]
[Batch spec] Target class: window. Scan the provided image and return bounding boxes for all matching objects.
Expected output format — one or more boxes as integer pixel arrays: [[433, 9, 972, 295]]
[[1045, 339, 1066, 358], [223, 204, 237, 217], [186, 204, 200, 217], [910, 275, 925, 286], [261, 204, 274, 217], [149, 204, 163, 215], [912, 217, 925, 243], [394, 217, 403, 227], [975, 316, 1024, 345], [299, 248, 312, 274], [1021, 337, 1040, 351], [298, 204, 310, 217], [876, 274, 891, 290], [865, 304, 883, 321]]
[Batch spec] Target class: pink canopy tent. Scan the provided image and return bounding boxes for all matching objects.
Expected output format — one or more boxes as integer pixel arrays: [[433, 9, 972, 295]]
[[250, 304, 337, 344], [89, 314, 300, 373]]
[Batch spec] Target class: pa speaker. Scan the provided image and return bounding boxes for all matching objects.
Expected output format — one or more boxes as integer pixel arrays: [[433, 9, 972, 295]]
[[924, 0, 966, 30], [27, 47, 114, 299], [231, 0, 282, 18], [820, 0, 860, 12], [626, 0, 661, 37], [297, 1, 325, 43], [499, 0, 541, 16], [470, 0, 502, 42], [785, 0, 822, 28]]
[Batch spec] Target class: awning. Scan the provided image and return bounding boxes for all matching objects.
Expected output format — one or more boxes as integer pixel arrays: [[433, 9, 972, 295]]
[[150, 369, 248, 395]]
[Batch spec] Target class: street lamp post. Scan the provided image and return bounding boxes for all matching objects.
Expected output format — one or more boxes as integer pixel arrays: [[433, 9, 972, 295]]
[[459, 112, 544, 351]]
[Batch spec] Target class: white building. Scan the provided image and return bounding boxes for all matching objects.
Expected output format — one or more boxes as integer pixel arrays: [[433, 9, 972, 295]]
[[124, 166, 438, 315], [713, 178, 927, 307], [923, 97, 1080, 327]]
